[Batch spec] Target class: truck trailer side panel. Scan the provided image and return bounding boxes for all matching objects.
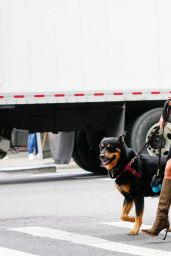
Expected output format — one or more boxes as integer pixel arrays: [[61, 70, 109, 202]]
[[0, 0, 171, 96]]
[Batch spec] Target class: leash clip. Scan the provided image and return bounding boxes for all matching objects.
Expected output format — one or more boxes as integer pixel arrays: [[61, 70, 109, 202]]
[[108, 169, 115, 179], [130, 157, 136, 165]]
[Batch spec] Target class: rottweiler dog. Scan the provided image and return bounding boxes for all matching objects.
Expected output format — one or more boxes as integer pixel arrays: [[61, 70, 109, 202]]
[[99, 134, 167, 235]]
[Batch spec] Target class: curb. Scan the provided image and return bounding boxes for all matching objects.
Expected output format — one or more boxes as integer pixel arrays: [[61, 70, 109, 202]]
[[0, 163, 57, 174], [0, 158, 78, 175]]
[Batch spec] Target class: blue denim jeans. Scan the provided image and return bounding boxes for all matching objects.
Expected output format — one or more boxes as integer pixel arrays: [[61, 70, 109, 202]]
[[28, 133, 38, 154]]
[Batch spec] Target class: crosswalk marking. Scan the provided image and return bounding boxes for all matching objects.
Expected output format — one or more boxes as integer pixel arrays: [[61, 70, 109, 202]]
[[10, 226, 170, 256], [102, 221, 171, 236], [0, 246, 37, 256]]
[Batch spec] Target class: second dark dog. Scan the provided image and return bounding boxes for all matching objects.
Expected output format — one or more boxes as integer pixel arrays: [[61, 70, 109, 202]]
[[99, 134, 167, 235]]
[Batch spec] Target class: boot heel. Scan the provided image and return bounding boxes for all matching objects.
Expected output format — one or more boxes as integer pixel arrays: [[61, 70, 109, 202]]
[[163, 227, 169, 240]]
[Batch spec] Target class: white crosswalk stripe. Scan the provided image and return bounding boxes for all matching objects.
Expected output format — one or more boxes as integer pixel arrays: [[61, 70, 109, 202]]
[[0, 246, 38, 256], [10, 226, 171, 256]]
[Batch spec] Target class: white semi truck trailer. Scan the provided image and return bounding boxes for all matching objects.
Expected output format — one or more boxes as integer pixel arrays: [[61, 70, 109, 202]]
[[0, 0, 171, 173]]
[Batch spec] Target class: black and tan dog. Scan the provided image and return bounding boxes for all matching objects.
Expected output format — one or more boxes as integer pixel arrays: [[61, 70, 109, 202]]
[[99, 134, 167, 235]]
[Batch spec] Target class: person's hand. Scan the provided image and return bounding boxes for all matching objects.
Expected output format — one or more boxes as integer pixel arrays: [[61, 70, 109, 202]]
[[159, 115, 167, 129]]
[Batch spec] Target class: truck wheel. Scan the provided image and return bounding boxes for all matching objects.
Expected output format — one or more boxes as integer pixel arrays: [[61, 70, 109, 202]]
[[72, 133, 90, 171], [0, 128, 11, 159], [0, 150, 7, 159], [72, 131, 106, 174], [130, 108, 171, 156]]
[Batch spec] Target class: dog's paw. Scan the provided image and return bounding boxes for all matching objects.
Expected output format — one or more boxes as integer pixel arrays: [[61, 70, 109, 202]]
[[127, 217, 135, 222], [121, 216, 135, 222], [128, 229, 139, 236]]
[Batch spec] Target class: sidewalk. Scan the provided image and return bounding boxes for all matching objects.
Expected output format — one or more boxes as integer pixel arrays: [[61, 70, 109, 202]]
[[0, 151, 78, 173]]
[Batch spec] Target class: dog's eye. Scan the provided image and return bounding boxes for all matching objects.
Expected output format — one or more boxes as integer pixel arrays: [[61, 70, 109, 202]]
[[106, 145, 114, 151]]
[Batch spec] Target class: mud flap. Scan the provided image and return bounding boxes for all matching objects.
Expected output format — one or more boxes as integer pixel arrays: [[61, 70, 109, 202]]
[[106, 103, 126, 137], [48, 131, 75, 164]]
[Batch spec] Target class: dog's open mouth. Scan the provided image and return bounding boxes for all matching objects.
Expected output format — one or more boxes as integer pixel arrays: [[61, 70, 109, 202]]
[[100, 155, 116, 166]]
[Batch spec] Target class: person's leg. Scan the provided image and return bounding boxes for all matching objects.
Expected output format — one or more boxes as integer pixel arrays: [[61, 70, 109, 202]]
[[34, 134, 38, 155], [32, 134, 35, 153], [28, 134, 34, 154], [28, 133, 35, 160], [164, 158, 171, 179], [142, 159, 171, 239]]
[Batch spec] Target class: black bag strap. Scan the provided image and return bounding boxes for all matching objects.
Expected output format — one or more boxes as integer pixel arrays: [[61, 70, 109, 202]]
[[162, 99, 171, 122]]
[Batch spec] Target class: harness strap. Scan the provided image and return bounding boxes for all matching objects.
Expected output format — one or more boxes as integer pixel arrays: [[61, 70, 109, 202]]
[[109, 158, 141, 180], [123, 161, 141, 178]]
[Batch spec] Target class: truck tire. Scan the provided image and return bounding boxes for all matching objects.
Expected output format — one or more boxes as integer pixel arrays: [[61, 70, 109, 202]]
[[72, 131, 106, 174], [130, 108, 171, 156], [72, 133, 90, 171], [0, 128, 11, 159]]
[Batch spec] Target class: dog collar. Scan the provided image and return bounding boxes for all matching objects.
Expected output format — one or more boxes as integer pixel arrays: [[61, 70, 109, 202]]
[[108, 168, 119, 179]]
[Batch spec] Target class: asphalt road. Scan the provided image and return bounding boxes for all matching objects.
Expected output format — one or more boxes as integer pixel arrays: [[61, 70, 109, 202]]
[[0, 168, 170, 256]]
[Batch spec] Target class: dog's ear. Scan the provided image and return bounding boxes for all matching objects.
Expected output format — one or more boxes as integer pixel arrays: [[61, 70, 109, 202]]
[[118, 131, 126, 144], [100, 137, 106, 142]]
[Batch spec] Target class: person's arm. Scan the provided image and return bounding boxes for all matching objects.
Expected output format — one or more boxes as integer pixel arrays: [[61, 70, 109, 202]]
[[159, 115, 167, 129], [159, 98, 171, 129]]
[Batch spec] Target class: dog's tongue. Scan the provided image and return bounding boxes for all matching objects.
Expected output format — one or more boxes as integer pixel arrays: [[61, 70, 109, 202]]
[[100, 158, 111, 165]]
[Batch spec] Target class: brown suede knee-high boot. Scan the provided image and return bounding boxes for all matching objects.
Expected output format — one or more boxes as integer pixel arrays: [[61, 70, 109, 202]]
[[142, 179, 171, 240]]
